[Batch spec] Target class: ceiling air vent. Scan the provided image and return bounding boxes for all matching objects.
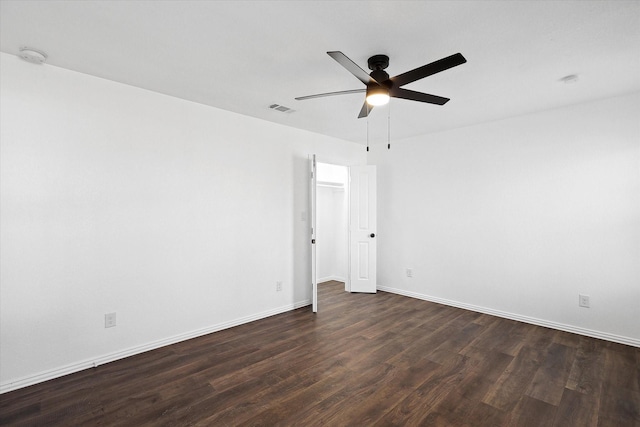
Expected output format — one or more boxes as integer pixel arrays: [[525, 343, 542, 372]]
[[269, 104, 295, 113]]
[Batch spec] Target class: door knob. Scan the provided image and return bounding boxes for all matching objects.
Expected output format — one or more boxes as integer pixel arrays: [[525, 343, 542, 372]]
[[370, 233, 375, 238]]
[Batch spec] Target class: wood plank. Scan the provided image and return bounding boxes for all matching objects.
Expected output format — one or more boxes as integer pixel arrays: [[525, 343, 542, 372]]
[[424, 391, 480, 427], [460, 345, 514, 382], [525, 342, 576, 405], [315, 357, 440, 425], [465, 317, 527, 357], [603, 344, 640, 392], [566, 335, 606, 394], [553, 330, 582, 348], [505, 395, 558, 426], [466, 401, 508, 426], [375, 353, 474, 425], [597, 382, 640, 425], [482, 345, 544, 412], [553, 388, 599, 427]]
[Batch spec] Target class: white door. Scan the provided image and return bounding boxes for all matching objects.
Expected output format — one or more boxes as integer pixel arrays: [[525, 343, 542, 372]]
[[349, 165, 377, 293], [310, 155, 318, 312]]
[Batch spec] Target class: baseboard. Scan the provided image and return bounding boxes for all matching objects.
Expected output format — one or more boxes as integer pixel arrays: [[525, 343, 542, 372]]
[[0, 299, 312, 394], [319, 275, 346, 283], [378, 285, 639, 348]]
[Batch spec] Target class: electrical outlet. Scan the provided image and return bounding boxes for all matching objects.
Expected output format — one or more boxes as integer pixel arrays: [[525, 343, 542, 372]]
[[406, 268, 413, 278], [105, 312, 116, 328], [579, 294, 590, 308], [276, 281, 282, 292]]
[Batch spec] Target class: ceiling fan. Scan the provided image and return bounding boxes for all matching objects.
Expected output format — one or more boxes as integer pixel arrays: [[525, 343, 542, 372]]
[[296, 51, 466, 118]]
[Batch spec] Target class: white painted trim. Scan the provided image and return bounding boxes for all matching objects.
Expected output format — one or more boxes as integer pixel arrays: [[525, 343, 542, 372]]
[[378, 285, 639, 348], [0, 299, 312, 394], [318, 275, 346, 283]]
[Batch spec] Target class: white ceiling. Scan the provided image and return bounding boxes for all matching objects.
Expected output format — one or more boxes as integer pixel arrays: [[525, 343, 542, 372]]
[[1, 1, 639, 144]]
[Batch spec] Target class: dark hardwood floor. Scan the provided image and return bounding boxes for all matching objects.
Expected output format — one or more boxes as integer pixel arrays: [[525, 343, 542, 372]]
[[1, 281, 638, 426]]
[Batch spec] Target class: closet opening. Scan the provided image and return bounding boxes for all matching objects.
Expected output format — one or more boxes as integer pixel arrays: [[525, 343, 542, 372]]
[[316, 162, 349, 294]]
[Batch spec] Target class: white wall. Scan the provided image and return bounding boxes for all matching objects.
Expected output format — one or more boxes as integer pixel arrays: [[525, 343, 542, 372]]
[[0, 52, 366, 391], [370, 92, 640, 346], [317, 187, 337, 281]]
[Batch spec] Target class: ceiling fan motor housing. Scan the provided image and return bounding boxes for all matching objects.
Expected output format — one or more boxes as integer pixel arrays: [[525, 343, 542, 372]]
[[368, 54, 389, 71], [368, 55, 391, 90]]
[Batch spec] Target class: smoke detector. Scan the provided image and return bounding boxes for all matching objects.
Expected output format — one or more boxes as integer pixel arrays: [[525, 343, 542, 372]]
[[19, 47, 47, 64]]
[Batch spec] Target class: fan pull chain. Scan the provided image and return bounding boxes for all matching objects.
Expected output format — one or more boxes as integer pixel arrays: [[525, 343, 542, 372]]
[[366, 105, 370, 152], [387, 102, 391, 150]]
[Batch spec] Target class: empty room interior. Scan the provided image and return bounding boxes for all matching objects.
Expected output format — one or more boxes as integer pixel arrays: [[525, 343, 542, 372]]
[[0, 1, 638, 425]]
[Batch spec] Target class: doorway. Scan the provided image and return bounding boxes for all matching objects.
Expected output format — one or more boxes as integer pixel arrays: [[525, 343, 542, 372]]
[[316, 162, 349, 294]]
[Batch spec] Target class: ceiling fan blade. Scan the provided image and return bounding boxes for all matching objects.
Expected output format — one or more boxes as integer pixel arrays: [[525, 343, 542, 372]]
[[327, 51, 377, 85], [295, 88, 365, 101], [390, 53, 466, 88], [358, 102, 372, 118], [390, 87, 450, 105]]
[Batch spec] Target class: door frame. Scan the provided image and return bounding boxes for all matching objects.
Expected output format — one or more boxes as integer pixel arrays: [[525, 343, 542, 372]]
[[310, 155, 377, 310], [310, 155, 318, 313]]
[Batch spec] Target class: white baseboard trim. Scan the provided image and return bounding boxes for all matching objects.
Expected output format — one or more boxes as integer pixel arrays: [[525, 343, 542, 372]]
[[319, 276, 346, 283], [0, 299, 312, 394], [378, 285, 639, 348]]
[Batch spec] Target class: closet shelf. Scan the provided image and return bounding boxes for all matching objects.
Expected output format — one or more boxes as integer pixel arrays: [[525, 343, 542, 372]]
[[317, 181, 344, 189]]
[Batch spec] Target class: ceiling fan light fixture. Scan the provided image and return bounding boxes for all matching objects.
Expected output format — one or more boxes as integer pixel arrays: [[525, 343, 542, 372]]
[[366, 86, 389, 106]]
